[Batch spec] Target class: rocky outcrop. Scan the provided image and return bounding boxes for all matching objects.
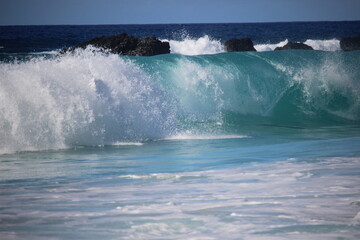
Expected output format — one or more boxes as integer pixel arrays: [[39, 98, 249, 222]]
[[224, 38, 256, 52], [77, 33, 137, 55], [127, 37, 170, 56], [340, 36, 360, 51], [275, 42, 313, 51], [73, 33, 170, 56]]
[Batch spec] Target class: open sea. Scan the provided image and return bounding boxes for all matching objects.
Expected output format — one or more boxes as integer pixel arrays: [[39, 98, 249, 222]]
[[1, 22, 360, 239]]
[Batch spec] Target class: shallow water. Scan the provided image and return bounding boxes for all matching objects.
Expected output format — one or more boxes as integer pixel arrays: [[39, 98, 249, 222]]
[[1, 132, 360, 239]]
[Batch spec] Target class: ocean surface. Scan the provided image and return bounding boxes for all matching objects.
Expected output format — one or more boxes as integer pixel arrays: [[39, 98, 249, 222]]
[[1, 22, 360, 239]]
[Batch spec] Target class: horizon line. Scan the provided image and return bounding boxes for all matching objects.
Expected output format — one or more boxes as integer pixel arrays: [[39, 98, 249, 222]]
[[1, 19, 360, 27]]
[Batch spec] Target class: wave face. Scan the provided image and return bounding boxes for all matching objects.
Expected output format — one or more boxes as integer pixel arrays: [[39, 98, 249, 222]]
[[0, 49, 359, 153]]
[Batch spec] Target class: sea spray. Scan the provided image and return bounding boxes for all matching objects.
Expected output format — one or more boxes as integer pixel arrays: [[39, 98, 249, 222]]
[[304, 39, 340, 51], [163, 35, 224, 55], [254, 39, 340, 52], [164, 37, 341, 54], [254, 39, 289, 52], [0, 48, 174, 153]]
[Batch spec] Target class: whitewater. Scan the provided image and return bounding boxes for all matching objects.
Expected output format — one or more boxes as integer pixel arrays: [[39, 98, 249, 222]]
[[164, 35, 341, 55], [0, 22, 360, 240]]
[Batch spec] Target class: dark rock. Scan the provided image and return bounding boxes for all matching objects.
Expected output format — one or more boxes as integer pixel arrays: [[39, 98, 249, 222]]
[[224, 38, 256, 52], [128, 37, 170, 56], [77, 33, 138, 55], [275, 42, 313, 51], [340, 36, 360, 51], [71, 33, 170, 56]]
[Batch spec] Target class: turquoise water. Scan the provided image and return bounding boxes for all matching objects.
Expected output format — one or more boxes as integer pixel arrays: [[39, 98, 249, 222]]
[[1, 134, 360, 239], [1, 27, 360, 238]]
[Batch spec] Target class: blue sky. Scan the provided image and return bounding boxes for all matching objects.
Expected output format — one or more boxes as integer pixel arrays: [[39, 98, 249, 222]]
[[1, 0, 360, 25]]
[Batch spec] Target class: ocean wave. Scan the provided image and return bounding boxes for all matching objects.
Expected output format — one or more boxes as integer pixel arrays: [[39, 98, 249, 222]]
[[0, 48, 359, 153]]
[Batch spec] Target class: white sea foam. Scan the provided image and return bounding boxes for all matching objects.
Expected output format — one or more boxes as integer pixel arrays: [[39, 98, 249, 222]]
[[163, 35, 224, 55], [119, 173, 207, 180], [254, 39, 341, 52], [166, 134, 248, 140], [304, 39, 340, 51], [112, 142, 144, 146], [254, 39, 289, 52], [33, 50, 59, 55], [8, 155, 357, 239], [165, 37, 340, 55]]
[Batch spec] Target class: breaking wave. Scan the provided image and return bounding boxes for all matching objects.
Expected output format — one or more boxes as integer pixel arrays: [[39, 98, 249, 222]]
[[0, 48, 359, 153]]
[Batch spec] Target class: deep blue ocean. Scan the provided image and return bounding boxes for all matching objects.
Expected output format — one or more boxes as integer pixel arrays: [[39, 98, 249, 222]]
[[1, 22, 360, 239]]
